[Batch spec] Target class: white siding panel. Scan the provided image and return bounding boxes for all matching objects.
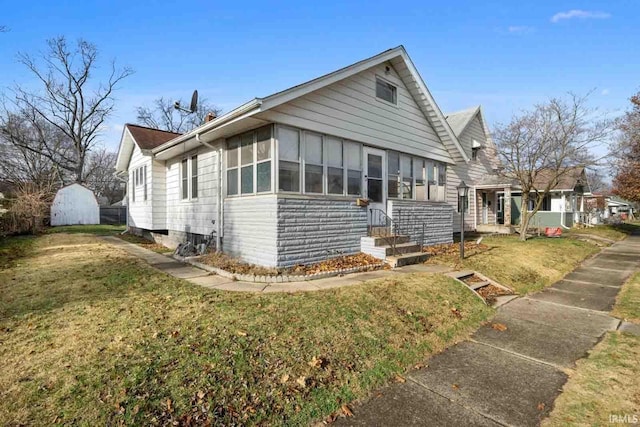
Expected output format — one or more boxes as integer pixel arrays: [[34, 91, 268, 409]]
[[165, 145, 219, 237], [127, 145, 154, 230], [259, 63, 453, 163], [223, 196, 278, 267]]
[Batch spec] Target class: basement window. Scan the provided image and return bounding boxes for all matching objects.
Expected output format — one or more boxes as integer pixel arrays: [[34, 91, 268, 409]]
[[375, 77, 397, 105]]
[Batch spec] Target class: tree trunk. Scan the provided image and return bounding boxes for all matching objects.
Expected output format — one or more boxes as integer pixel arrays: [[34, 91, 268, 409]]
[[519, 194, 530, 241]]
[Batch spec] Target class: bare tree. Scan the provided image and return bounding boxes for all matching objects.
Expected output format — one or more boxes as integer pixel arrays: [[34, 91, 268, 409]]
[[612, 92, 640, 202], [84, 148, 124, 205], [586, 168, 609, 194], [135, 96, 221, 133], [494, 93, 613, 240], [0, 109, 72, 192], [5, 37, 133, 183]]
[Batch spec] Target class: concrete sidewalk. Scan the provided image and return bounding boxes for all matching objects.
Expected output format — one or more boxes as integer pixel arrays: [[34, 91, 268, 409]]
[[101, 236, 451, 293], [336, 233, 640, 427]]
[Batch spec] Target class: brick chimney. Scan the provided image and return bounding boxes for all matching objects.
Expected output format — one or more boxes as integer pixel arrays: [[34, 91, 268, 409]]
[[205, 112, 217, 122]]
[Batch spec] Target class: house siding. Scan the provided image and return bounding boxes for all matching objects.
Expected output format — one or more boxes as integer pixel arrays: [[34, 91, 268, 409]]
[[258, 63, 453, 164], [223, 195, 278, 267], [276, 196, 367, 267], [127, 145, 154, 230], [388, 200, 453, 245], [165, 145, 220, 240], [152, 158, 166, 230], [446, 115, 497, 232]]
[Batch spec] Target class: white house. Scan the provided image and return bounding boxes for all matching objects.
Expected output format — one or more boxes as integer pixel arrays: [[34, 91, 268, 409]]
[[116, 46, 506, 267], [50, 183, 100, 226]]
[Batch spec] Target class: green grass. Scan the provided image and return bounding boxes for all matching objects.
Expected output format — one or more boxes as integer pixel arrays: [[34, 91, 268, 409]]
[[0, 233, 493, 425], [426, 235, 600, 295], [612, 272, 640, 324], [565, 223, 640, 241], [544, 332, 640, 427], [46, 224, 126, 235]]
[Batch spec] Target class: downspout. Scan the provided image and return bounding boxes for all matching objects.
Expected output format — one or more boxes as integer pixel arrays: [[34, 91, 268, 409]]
[[472, 186, 477, 231], [196, 133, 223, 251]]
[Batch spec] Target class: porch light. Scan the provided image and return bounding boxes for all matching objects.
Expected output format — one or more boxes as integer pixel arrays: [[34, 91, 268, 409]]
[[457, 181, 469, 198], [458, 181, 469, 260]]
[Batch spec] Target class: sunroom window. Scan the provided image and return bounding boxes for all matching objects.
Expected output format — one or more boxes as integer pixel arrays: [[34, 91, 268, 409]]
[[401, 155, 413, 199], [278, 126, 300, 192], [345, 141, 361, 195], [326, 137, 343, 194], [387, 151, 400, 198], [226, 125, 273, 196], [304, 132, 323, 193]]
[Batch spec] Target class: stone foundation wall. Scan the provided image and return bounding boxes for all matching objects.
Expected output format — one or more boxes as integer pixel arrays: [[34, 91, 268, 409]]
[[388, 200, 453, 246]]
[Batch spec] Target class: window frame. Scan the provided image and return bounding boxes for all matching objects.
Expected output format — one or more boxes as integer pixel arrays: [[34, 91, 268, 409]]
[[225, 125, 275, 197], [375, 76, 398, 106]]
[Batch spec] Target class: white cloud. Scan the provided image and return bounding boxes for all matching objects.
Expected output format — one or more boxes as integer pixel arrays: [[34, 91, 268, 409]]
[[508, 25, 534, 34], [551, 9, 611, 23], [601, 89, 610, 96]]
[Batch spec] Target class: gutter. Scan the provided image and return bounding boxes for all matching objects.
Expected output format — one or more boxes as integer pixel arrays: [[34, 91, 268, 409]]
[[152, 99, 263, 155]]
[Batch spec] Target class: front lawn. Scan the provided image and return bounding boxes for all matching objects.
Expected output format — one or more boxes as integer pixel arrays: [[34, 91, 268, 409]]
[[565, 223, 640, 241], [47, 224, 126, 235], [613, 272, 640, 324], [426, 235, 600, 295], [0, 233, 493, 425]]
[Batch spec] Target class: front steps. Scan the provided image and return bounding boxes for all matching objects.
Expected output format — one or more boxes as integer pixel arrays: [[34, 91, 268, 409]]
[[361, 235, 429, 268]]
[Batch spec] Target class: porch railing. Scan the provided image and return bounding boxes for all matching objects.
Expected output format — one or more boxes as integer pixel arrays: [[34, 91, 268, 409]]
[[367, 208, 428, 253]]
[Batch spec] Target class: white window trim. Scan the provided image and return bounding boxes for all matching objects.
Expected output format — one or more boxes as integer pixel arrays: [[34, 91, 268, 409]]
[[225, 126, 275, 198], [179, 155, 199, 203], [374, 75, 399, 107]]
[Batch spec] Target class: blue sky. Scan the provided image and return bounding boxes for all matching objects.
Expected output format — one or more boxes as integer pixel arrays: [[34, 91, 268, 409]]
[[1, 0, 638, 152]]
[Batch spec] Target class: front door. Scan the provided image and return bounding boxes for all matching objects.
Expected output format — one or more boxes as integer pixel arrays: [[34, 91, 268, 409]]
[[363, 147, 386, 225], [482, 192, 489, 224]]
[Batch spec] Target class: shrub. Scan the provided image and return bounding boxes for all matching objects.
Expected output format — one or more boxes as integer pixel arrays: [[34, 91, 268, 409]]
[[0, 185, 53, 236]]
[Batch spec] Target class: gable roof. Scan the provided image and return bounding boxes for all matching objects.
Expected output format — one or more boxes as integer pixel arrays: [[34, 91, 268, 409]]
[[445, 106, 481, 138], [125, 124, 182, 150], [152, 46, 469, 164], [115, 124, 183, 172], [533, 166, 590, 192]]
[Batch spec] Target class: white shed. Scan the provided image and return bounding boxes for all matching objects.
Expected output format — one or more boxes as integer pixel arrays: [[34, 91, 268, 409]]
[[50, 183, 100, 226]]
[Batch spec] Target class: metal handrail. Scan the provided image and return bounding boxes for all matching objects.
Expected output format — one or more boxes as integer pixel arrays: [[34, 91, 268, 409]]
[[395, 209, 428, 252], [368, 208, 429, 254], [368, 208, 400, 255]]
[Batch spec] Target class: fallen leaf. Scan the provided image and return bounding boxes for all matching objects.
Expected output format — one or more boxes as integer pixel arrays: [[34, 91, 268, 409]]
[[452, 383, 460, 390], [308, 356, 322, 368], [537, 402, 545, 411], [197, 390, 205, 399], [166, 398, 172, 412], [296, 376, 307, 388], [341, 404, 354, 417], [395, 374, 406, 383], [237, 330, 247, 337], [491, 323, 508, 332], [280, 374, 290, 384], [451, 308, 463, 319]]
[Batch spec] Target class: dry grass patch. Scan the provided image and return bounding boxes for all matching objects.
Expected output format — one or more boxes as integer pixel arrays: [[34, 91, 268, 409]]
[[613, 272, 640, 324], [426, 235, 600, 295], [117, 233, 173, 254], [543, 332, 640, 426], [0, 233, 493, 425], [565, 223, 639, 241]]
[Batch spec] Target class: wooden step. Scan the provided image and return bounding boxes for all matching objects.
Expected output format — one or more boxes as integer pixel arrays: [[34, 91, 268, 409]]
[[386, 252, 429, 268], [384, 242, 421, 256], [371, 235, 411, 246]]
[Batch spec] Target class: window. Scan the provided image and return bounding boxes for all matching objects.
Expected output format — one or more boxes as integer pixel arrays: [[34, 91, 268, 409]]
[[345, 141, 362, 195], [401, 155, 413, 199], [415, 160, 426, 200], [226, 126, 273, 196], [437, 163, 447, 201], [387, 151, 400, 198], [472, 148, 479, 160], [376, 77, 397, 104], [278, 126, 300, 192], [304, 132, 323, 193], [181, 159, 188, 200], [326, 137, 343, 194], [191, 155, 198, 198]]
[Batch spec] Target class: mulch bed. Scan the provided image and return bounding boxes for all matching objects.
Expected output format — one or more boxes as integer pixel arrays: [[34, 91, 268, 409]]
[[460, 274, 486, 285], [199, 252, 386, 277]]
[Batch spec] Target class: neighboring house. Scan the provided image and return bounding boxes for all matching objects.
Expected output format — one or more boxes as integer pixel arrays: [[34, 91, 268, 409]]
[[50, 183, 100, 226], [606, 196, 635, 219], [444, 106, 501, 233], [507, 166, 591, 229], [116, 46, 486, 268]]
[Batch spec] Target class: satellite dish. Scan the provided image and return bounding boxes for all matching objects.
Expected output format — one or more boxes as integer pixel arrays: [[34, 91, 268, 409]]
[[189, 90, 198, 113], [174, 90, 198, 114]]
